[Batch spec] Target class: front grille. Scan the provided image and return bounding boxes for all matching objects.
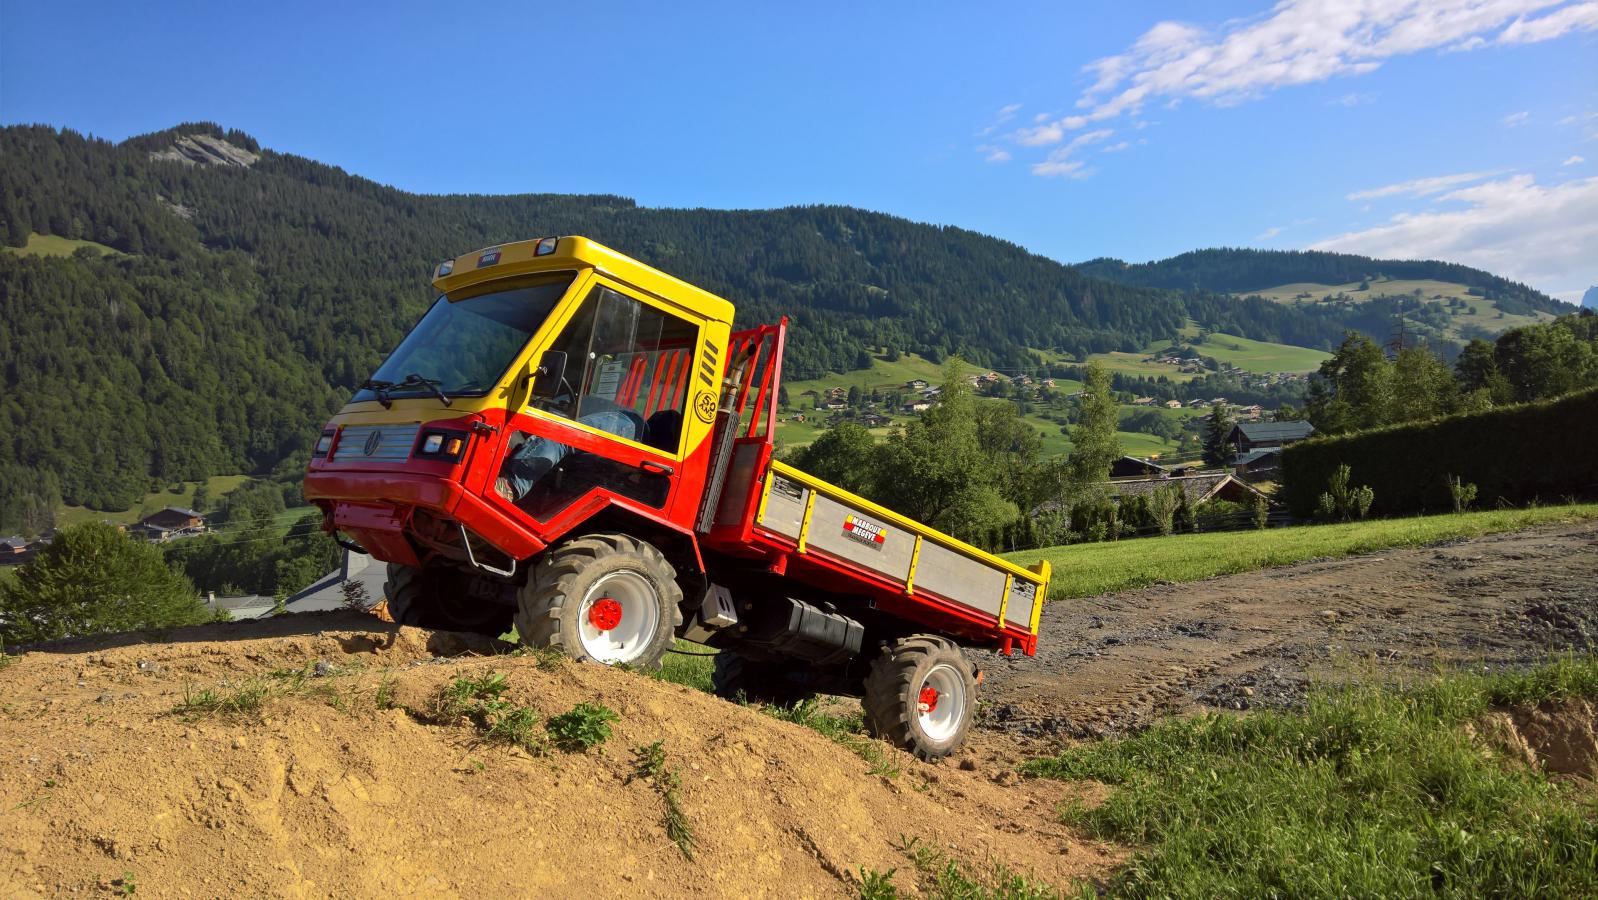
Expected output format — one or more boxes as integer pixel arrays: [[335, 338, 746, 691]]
[[333, 424, 420, 462]]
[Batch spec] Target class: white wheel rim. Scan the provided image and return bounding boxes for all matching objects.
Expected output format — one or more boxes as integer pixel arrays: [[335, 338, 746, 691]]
[[577, 570, 660, 664], [917, 663, 967, 743]]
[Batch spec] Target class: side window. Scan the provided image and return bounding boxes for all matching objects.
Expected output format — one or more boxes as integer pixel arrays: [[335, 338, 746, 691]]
[[535, 285, 699, 454]]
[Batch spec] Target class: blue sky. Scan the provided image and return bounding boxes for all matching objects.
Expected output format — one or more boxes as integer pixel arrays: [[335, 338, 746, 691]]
[[2, 1, 1595, 298]]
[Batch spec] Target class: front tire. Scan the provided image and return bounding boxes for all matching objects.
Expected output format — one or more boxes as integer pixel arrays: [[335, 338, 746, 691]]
[[515, 533, 682, 668], [862, 636, 977, 760], [383, 563, 515, 634]]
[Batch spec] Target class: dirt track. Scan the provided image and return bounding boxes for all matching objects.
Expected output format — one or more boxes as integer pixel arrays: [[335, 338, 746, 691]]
[[977, 520, 1598, 739]]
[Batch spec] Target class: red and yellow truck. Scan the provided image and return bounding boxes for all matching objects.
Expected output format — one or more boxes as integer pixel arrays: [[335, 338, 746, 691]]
[[305, 236, 1049, 757]]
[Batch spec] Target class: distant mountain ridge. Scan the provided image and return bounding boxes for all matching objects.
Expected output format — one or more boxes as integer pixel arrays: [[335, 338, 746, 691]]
[[1076, 248, 1567, 318], [1583, 286, 1598, 310]]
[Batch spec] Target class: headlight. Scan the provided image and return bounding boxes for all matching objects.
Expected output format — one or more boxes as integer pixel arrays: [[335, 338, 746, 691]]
[[416, 429, 468, 461], [314, 430, 336, 458]]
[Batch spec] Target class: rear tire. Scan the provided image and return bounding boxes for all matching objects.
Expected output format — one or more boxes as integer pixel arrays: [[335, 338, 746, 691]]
[[862, 636, 977, 760], [515, 533, 682, 669], [383, 563, 514, 635], [711, 652, 813, 706]]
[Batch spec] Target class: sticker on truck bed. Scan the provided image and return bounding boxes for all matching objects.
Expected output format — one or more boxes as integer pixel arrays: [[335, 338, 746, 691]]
[[843, 514, 887, 548]]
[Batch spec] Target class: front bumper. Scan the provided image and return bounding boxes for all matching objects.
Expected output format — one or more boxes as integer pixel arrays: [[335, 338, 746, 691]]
[[304, 470, 545, 568]]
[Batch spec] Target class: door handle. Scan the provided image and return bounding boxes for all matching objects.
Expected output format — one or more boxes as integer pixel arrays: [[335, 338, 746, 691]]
[[639, 460, 675, 476]]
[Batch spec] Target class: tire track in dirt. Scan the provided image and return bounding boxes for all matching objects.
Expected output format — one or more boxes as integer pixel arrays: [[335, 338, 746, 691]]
[[975, 521, 1598, 740]]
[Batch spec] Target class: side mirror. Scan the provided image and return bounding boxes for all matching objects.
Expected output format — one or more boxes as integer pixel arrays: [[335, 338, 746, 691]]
[[531, 350, 568, 399]]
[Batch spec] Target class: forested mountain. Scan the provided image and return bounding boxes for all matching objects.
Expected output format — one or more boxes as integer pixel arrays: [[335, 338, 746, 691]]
[[1078, 248, 1568, 318], [1, 123, 1197, 511], [1080, 247, 1566, 314], [0, 123, 1564, 518]]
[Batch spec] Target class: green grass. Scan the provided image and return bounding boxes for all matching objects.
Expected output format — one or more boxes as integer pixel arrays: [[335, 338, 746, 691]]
[[4, 232, 123, 259], [1237, 277, 1553, 340], [783, 351, 977, 401], [545, 701, 620, 752], [630, 741, 698, 860], [55, 474, 252, 527], [1162, 331, 1328, 374], [1006, 503, 1598, 601], [765, 698, 901, 777], [655, 640, 717, 692], [1024, 657, 1598, 898], [172, 680, 273, 720]]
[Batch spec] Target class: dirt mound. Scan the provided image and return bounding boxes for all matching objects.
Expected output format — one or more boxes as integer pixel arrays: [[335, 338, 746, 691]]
[[0, 612, 1116, 897], [1474, 700, 1598, 779]]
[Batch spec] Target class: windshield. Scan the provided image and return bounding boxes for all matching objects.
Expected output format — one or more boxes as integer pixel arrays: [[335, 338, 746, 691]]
[[354, 274, 574, 403]]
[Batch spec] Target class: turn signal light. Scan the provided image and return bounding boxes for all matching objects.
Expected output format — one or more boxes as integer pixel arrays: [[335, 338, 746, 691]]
[[417, 429, 468, 461]]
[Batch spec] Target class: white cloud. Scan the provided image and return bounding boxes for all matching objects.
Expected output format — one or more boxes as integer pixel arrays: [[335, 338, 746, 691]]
[[1031, 129, 1115, 178], [1311, 174, 1598, 297], [984, 147, 1013, 163], [1503, 110, 1531, 127], [1499, 0, 1598, 42], [1346, 170, 1501, 200], [1330, 91, 1377, 106], [1016, 0, 1592, 149], [1101, 141, 1133, 153], [1256, 226, 1284, 240], [1565, 154, 1587, 165]]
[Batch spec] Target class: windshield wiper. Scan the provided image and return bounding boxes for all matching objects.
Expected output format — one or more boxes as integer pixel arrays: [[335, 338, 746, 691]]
[[359, 378, 395, 409], [398, 373, 452, 407]]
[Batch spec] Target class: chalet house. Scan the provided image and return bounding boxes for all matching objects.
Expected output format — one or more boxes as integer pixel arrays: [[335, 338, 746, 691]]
[[1238, 404, 1265, 422], [859, 413, 892, 428], [1, 536, 32, 564], [909, 401, 932, 413], [1233, 447, 1282, 477], [789, 413, 806, 423], [904, 379, 929, 390], [1109, 456, 1168, 479], [1041, 378, 1057, 388], [1132, 396, 1157, 406], [1106, 472, 1267, 506], [824, 401, 848, 411], [825, 387, 848, 401], [1165, 399, 1183, 409], [1187, 399, 1209, 409], [1227, 421, 1315, 454], [132, 507, 206, 542]]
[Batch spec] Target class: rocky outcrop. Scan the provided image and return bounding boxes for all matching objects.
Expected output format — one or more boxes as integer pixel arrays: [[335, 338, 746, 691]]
[[149, 134, 259, 168]]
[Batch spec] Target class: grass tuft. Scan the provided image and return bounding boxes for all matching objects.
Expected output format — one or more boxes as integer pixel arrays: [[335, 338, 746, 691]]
[[630, 741, 698, 859], [432, 672, 546, 754], [896, 835, 1060, 899], [546, 701, 619, 752], [765, 699, 901, 778], [172, 680, 272, 720], [1023, 656, 1598, 898]]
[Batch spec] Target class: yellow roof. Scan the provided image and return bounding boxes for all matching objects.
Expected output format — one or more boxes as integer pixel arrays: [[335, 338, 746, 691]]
[[430, 236, 735, 323]]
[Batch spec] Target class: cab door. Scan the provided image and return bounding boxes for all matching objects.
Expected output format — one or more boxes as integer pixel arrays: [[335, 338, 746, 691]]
[[484, 276, 709, 536]]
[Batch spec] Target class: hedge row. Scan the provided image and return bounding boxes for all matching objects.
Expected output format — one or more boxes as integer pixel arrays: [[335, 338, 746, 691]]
[[1279, 388, 1598, 518]]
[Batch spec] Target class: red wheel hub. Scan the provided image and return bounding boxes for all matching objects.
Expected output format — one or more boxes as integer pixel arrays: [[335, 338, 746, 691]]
[[917, 684, 940, 713], [588, 598, 623, 631]]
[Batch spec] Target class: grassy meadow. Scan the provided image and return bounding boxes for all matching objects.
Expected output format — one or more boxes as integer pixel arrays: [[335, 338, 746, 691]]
[[54, 474, 253, 528], [1027, 656, 1598, 897], [3, 232, 123, 258], [1238, 276, 1554, 340], [1006, 503, 1598, 601]]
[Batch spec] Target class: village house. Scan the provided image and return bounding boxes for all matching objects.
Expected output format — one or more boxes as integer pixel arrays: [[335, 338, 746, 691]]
[[1131, 396, 1157, 406], [904, 379, 928, 390], [1109, 456, 1168, 479], [1, 536, 33, 564], [1226, 420, 1316, 454], [131, 506, 207, 543], [1106, 472, 1268, 506], [1233, 447, 1282, 478], [909, 401, 932, 413], [1165, 399, 1183, 409], [823, 400, 847, 411], [859, 413, 892, 428]]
